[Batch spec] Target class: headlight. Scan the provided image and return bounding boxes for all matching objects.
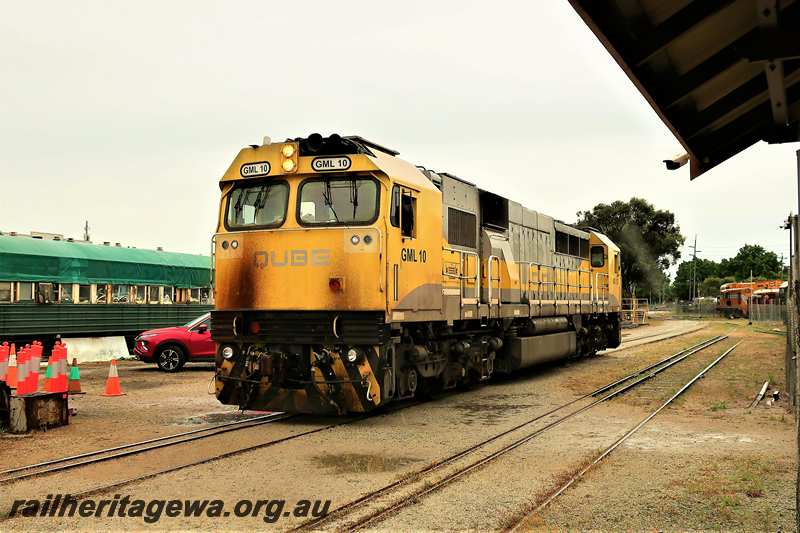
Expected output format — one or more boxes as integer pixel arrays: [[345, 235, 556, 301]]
[[222, 346, 235, 359], [137, 333, 158, 340], [230, 240, 239, 249], [281, 144, 295, 157], [346, 348, 359, 363], [350, 235, 360, 245], [282, 159, 296, 172]]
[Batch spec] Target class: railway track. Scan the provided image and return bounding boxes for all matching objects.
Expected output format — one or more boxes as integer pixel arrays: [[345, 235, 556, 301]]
[[0, 399, 418, 511], [506, 340, 743, 532], [293, 334, 730, 531], [1, 331, 730, 526], [0, 411, 293, 484]]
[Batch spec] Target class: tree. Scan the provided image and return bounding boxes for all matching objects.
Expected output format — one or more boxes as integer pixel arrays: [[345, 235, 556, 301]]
[[576, 198, 685, 297], [700, 276, 722, 297], [718, 244, 781, 280], [671, 258, 719, 300]]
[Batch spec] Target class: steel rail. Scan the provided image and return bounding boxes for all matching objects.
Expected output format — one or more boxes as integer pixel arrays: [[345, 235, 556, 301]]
[[294, 335, 727, 531], [507, 341, 742, 532], [0, 411, 287, 477], [0, 399, 422, 525], [0, 412, 294, 484]]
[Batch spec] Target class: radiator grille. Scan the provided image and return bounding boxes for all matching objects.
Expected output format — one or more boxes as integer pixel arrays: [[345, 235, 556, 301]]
[[447, 208, 477, 248]]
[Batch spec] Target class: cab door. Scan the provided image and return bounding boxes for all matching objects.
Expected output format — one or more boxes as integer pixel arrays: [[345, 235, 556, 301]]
[[386, 182, 443, 317]]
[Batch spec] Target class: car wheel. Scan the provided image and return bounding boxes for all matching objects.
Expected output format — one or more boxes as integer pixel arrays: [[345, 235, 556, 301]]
[[156, 345, 186, 372]]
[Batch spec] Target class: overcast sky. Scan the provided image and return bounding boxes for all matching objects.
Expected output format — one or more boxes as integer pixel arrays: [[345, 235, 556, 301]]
[[2, 1, 797, 272]]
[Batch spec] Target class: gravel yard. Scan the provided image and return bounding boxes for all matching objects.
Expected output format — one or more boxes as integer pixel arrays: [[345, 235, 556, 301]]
[[1, 319, 793, 531]]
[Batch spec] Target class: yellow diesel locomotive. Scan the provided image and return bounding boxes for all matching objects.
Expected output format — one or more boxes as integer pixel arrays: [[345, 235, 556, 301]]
[[212, 134, 622, 414]]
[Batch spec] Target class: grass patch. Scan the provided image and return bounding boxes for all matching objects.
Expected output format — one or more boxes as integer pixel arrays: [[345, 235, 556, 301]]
[[709, 401, 728, 412]]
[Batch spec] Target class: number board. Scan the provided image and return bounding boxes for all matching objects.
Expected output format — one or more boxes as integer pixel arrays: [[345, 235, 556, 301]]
[[240, 161, 271, 177], [311, 156, 352, 172]]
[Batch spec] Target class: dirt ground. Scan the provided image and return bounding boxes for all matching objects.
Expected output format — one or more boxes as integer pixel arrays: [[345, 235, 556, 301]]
[[0, 318, 795, 531]]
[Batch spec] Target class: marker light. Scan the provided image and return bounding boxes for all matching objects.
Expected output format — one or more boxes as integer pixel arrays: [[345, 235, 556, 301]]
[[221, 240, 229, 249], [350, 235, 360, 245], [329, 278, 343, 292], [249, 321, 261, 335], [346, 348, 359, 363], [363, 235, 372, 244], [281, 144, 295, 157], [230, 240, 239, 249], [222, 346, 235, 359], [282, 159, 296, 172]]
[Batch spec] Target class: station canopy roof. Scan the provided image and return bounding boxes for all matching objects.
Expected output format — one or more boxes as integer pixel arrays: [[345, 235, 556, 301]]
[[0, 235, 211, 288], [569, 0, 800, 178]]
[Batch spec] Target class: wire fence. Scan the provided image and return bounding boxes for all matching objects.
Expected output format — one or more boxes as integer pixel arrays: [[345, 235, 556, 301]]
[[671, 300, 717, 317], [750, 303, 788, 324]]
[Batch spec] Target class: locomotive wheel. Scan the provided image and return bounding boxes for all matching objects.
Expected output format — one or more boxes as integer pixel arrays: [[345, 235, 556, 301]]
[[156, 345, 186, 372]]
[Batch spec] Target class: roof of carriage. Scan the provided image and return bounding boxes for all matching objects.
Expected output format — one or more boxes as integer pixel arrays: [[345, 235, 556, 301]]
[[0, 234, 211, 287]]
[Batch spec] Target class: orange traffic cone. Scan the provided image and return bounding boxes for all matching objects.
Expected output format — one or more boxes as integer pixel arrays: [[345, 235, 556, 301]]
[[27, 342, 42, 394], [68, 357, 84, 394], [7, 344, 18, 390], [101, 359, 125, 397], [16, 346, 30, 395], [53, 343, 68, 393]]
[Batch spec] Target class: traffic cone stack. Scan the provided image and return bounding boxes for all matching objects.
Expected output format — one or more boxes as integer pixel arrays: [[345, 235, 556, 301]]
[[50, 342, 69, 394], [26, 342, 42, 394], [68, 357, 84, 394], [0, 342, 8, 383], [16, 346, 30, 395], [6, 344, 18, 389], [101, 358, 125, 397]]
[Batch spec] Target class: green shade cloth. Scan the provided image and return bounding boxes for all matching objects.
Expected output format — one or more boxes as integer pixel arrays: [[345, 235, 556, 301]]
[[0, 235, 211, 288]]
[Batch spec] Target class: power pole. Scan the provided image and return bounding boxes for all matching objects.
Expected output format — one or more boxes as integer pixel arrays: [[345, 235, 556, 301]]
[[689, 235, 702, 301], [83, 221, 90, 242]]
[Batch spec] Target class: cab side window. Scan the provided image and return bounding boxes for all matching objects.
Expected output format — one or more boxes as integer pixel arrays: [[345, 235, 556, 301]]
[[401, 194, 416, 238], [590, 246, 605, 267], [390, 185, 400, 228]]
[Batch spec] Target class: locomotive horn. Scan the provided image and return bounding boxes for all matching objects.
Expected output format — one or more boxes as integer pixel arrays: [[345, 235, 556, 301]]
[[306, 133, 324, 153], [327, 133, 342, 148]]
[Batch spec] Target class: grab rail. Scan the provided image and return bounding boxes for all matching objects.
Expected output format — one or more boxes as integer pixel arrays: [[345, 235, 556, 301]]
[[487, 255, 502, 307], [442, 246, 480, 307]]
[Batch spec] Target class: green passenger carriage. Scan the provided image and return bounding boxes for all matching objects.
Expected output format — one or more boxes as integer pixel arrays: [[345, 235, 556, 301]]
[[0, 233, 212, 345]]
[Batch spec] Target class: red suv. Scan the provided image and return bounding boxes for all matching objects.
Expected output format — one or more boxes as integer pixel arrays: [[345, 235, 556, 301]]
[[133, 313, 215, 372]]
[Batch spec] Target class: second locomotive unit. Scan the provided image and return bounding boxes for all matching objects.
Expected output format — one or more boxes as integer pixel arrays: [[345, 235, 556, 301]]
[[212, 134, 622, 414]]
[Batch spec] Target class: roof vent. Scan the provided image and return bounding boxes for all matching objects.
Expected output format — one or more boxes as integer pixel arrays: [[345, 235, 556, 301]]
[[157, 246, 164, 251], [67, 238, 74, 242], [115, 242, 121, 247], [103, 241, 110, 246]]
